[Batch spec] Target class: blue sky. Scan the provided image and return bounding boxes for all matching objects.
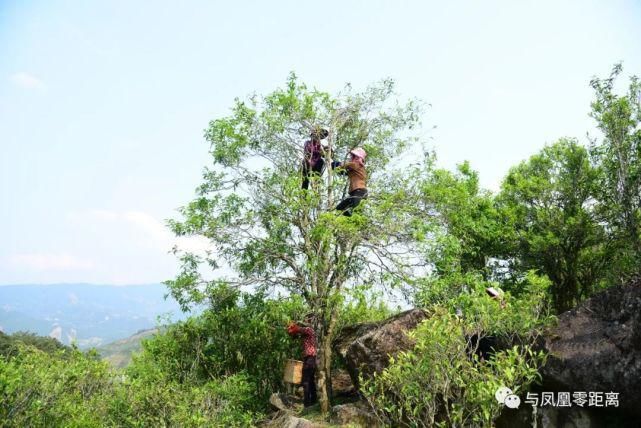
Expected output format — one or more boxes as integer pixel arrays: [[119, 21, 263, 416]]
[[1, 0, 640, 284]]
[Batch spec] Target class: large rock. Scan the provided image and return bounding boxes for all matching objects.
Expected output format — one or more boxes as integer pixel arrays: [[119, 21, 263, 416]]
[[260, 410, 321, 428], [331, 369, 355, 396], [269, 393, 302, 413], [333, 308, 428, 389], [498, 279, 641, 427], [330, 401, 381, 427], [540, 279, 641, 416]]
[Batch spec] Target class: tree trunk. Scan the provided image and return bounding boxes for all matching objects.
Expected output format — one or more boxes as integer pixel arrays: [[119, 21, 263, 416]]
[[327, 128, 334, 209], [316, 301, 340, 415], [316, 333, 336, 415], [316, 334, 332, 415]]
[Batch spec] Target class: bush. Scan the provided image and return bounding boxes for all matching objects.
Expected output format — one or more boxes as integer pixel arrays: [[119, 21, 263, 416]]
[[0, 331, 68, 358], [0, 342, 261, 427], [0, 290, 396, 427], [363, 272, 552, 427], [128, 289, 305, 409], [0, 345, 111, 427], [106, 372, 258, 427]]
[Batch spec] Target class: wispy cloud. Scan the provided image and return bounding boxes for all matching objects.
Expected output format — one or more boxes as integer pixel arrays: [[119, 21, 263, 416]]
[[10, 72, 46, 90], [79, 209, 210, 256], [9, 253, 94, 270]]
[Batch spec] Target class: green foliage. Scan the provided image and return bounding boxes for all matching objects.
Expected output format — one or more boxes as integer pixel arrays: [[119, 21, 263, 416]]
[[336, 286, 398, 330], [130, 289, 304, 405], [589, 64, 641, 278], [130, 286, 395, 404], [419, 162, 508, 278], [496, 139, 609, 311], [0, 330, 68, 358], [0, 339, 260, 427], [106, 372, 257, 427], [416, 270, 553, 335], [365, 274, 551, 427], [0, 345, 111, 427], [0, 288, 396, 427], [166, 74, 432, 412]]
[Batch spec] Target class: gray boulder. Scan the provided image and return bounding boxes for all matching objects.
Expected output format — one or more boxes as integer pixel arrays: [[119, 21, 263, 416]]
[[333, 308, 428, 389], [269, 393, 302, 413], [540, 279, 641, 416], [499, 279, 641, 427], [330, 402, 381, 427], [261, 410, 321, 428]]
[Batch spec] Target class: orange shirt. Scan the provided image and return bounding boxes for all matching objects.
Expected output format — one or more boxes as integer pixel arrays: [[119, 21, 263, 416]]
[[343, 161, 367, 193]]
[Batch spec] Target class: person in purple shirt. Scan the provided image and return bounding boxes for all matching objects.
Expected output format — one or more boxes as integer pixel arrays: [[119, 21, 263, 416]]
[[301, 128, 329, 190]]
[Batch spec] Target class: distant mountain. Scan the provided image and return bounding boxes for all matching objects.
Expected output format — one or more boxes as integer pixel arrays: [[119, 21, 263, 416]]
[[0, 284, 186, 348], [97, 327, 159, 368]]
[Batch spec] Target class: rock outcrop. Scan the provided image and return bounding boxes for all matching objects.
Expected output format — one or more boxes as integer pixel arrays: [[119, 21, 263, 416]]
[[269, 393, 302, 413], [333, 281, 641, 426], [539, 279, 641, 417], [330, 369, 355, 396], [261, 411, 321, 428], [330, 402, 381, 427], [496, 279, 641, 427], [333, 308, 428, 389]]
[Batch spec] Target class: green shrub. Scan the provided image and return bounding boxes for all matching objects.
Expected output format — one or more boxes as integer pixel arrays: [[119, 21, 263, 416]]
[[128, 289, 305, 408], [0, 342, 262, 427], [363, 272, 551, 427], [0, 345, 111, 427], [0, 290, 396, 427], [0, 331, 68, 358], [105, 372, 257, 427]]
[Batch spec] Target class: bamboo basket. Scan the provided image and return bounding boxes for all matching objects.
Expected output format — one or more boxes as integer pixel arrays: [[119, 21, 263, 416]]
[[283, 359, 303, 384]]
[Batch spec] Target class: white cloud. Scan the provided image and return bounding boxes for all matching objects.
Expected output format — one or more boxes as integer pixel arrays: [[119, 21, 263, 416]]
[[9, 253, 94, 270], [123, 211, 171, 245], [81, 209, 210, 256], [10, 72, 46, 90]]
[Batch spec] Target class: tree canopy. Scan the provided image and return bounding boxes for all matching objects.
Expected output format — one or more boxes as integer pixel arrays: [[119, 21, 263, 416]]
[[166, 74, 435, 412]]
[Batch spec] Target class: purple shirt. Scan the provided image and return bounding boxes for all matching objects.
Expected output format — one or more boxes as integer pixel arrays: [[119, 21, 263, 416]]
[[303, 139, 323, 167]]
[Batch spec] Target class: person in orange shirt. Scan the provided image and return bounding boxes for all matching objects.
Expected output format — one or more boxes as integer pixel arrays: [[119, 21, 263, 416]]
[[332, 147, 368, 216]]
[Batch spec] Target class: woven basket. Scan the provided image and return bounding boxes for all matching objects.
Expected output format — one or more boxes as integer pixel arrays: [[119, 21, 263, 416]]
[[283, 359, 303, 384]]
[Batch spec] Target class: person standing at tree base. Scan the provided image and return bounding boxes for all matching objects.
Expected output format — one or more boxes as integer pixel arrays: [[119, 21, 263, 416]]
[[287, 315, 318, 407]]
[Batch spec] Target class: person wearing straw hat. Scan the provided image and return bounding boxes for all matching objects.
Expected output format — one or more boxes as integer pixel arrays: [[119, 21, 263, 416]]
[[286, 314, 318, 407], [332, 147, 368, 216]]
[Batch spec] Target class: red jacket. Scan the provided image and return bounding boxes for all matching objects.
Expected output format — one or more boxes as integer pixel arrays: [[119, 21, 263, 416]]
[[287, 323, 317, 357]]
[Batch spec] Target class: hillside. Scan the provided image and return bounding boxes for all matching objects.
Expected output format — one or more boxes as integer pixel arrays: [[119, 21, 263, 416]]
[[97, 328, 159, 368], [0, 284, 186, 348]]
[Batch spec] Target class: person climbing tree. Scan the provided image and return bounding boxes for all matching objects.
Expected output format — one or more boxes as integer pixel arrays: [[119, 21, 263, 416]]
[[286, 316, 318, 407], [332, 147, 368, 216], [301, 127, 329, 190]]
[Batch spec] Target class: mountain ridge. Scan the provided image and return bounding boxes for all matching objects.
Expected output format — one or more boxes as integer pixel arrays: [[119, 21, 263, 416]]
[[0, 283, 185, 348]]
